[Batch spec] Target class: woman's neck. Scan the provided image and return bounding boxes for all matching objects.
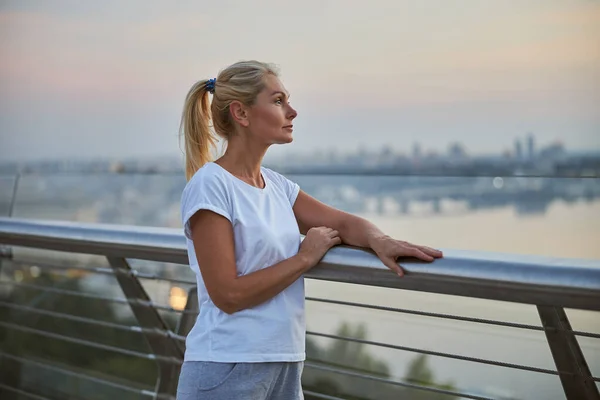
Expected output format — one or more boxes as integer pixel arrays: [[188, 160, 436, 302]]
[[216, 138, 269, 187]]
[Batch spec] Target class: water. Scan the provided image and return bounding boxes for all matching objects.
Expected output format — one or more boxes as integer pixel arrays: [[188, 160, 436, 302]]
[[1, 173, 599, 399], [358, 200, 600, 259]]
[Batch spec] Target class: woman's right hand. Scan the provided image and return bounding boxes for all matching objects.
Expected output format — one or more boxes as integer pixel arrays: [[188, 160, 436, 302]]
[[297, 227, 342, 268]]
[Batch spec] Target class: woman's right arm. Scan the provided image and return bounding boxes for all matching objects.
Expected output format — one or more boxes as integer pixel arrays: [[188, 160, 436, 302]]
[[190, 210, 340, 314]]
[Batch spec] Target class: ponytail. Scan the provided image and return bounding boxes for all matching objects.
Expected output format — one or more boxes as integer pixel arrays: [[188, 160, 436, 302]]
[[180, 79, 218, 181]]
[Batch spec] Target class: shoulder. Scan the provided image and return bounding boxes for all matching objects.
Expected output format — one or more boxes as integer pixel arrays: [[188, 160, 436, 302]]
[[261, 166, 279, 181], [262, 166, 291, 185], [183, 163, 229, 196], [262, 166, 300, 204], [181, 163, 232, 209], [180, 163, 233, 234]]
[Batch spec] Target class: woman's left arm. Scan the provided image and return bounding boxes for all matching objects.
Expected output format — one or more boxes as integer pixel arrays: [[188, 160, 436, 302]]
[[293, 190, 443, 276]]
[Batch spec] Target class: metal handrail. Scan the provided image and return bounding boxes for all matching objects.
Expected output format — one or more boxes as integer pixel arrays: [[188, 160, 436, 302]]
[[305, 296, 600, 339], [306, 330, 562, 376], [0, 280, 193, 313], [0, 321, 181, 364], [1, 216, 600, 400], [1, 217, 599, 310], [0, 301, 186, 342]]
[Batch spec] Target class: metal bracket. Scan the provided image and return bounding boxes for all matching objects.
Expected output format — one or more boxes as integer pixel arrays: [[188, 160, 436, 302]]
[[107, 257, 183, 397], [537, 306, 599, 400], [175, 286, 198, 340]]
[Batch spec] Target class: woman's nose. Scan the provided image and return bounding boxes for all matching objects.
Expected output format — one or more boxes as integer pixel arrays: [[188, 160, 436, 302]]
[[287, 104, 297, 120]]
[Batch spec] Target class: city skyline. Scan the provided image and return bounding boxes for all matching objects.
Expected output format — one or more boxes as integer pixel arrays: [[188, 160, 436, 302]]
[[1, 0, 599, 162], [0, 130, 585, 166]]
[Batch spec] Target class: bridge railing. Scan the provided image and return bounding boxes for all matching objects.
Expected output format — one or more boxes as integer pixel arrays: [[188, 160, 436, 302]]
[[0, 217, 599, 400]]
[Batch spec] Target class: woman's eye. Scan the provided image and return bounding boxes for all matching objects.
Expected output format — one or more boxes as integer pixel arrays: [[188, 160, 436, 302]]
[[275, 98, 283, 105]]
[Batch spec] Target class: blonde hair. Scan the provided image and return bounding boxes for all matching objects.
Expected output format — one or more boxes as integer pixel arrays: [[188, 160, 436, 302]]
[[180, 60, 279, 181]]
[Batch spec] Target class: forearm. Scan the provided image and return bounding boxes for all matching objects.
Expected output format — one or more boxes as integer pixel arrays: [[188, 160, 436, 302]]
[[338, 212, 387, 249], [225, 254, 311, 313]]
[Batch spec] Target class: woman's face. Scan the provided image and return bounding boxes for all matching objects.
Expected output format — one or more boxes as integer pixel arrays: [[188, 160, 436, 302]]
[[246, 74, 297, 145]]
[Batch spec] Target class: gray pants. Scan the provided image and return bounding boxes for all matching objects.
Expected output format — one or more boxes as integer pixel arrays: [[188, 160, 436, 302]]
[[176, 361, 304, 400]]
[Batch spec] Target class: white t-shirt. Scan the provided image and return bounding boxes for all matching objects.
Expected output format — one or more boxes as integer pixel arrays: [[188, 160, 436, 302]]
[[180, 162, 304, 362]]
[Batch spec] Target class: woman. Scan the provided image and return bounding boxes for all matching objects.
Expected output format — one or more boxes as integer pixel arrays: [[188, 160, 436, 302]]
[[177, 60, 443, 399]]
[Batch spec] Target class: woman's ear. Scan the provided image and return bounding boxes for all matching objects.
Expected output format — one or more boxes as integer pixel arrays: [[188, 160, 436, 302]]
[[230, 101, 250, 127]]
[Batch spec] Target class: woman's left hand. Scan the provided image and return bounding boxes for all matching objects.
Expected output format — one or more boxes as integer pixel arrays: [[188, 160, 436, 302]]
[[370, 235, 443, 277]]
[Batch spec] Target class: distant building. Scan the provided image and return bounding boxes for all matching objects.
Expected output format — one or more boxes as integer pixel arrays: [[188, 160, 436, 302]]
[[514, 139, 523, 160], [447, 142, 467, 159], [380, 145, 393, 159], [412, 142, 422, 159], [539, 141, 565, 160], [527, 133, 535, 160]]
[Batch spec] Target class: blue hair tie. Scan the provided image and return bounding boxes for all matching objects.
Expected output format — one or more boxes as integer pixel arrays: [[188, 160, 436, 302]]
[[206, 78, 216, 94]]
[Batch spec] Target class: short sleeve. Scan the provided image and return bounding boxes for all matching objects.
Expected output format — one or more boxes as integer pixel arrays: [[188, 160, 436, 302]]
[[286, 178, 300, 206], [181, 170, 232, 240], [264, 167, 300, 206]]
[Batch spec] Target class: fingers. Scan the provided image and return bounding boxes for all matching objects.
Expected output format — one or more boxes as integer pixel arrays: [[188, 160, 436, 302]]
[[405, 246, 434, 262], [414, 244, 443, 258], [374, 238, 442, 278], [329, 229, 341, 246], [399, 240, 443, 260], [382, 256, 405, 277], [328, 230, 339, 238]]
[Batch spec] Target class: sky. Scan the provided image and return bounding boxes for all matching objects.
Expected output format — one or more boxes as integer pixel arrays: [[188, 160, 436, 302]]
[[0, 0, 599, 163]]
